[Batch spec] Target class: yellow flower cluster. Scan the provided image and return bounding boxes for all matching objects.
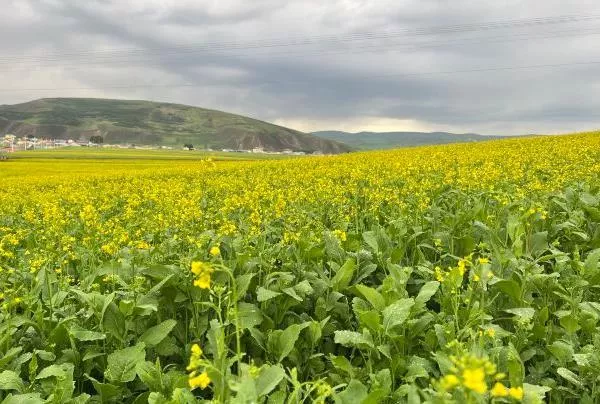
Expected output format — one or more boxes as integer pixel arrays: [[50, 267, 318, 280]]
[[186, 344, 211, 390], [191, 261, 214, 289], [438, 354, 523, 400]]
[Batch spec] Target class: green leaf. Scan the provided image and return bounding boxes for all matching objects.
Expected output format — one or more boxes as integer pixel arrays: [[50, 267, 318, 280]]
[[584, 249, 600, 273], [0, 371, 25, 393], [102, 302, 126, 342], [334, 330, 374, 349], [236, 303, 263, 329], [557, 367, 582, 387], [69, 325, 106, 342], [35, 363, 75, 402], [559, 315, 581, 334], [332, 258, 356, 291], [88, 376, 122, 403], [257, 287, 281, 302], [382, 298, 414, 333], [105, 344, 146, 383], [0, 348, 22, 368], [362, 231, 379, 252], [329, 355, 355, 377], [33, 350, 55, 362], [236, 273, 255, 301], [529, 231, 548, 256], [354, 284, 385, 311], [505, 307, 535, 322], [334, 379, 368, 404], [523, 383, 552, 403], [415, 281, 440, 306], [140, 320, 177, 347], [0, 393, 44, 404], [135, 361, 163, 392], [35, 364, 71, 380], [548, 341, 574, 364], [255, 365, 285, 397], [494, 280, 522, 302], [267, 323, 309, 362]]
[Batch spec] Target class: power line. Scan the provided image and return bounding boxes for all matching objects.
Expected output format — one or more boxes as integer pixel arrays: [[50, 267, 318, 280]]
[[1, 13, 598, 65], [1, 26, 599, 73], [1, 59, 599, 93]]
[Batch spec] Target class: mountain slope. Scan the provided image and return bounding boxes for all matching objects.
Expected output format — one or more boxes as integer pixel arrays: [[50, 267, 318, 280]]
[[312, 130, 504, 150], [0, 98, 351, 153]]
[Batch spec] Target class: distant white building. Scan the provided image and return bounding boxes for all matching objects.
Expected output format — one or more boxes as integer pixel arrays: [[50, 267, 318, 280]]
[[252, 147, 264, 153]]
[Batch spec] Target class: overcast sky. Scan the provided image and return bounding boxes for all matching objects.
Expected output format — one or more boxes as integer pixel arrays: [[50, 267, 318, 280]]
[[2, 0, 600, 135]]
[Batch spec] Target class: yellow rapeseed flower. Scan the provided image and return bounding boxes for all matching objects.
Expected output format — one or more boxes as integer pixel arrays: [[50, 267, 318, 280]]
[[440, 374, 460, 390], [191, 261, 214, 289], [490, 382, 508, 397], [509, 386, 524, 400], [209, 246, 220, 256], [462, 368, 487, 393], [188, 371, 211, 390]]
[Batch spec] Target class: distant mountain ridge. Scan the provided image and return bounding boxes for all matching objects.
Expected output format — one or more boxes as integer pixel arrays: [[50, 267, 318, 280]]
[[0, 98, 351, 154], [312, 130, 505, 150]]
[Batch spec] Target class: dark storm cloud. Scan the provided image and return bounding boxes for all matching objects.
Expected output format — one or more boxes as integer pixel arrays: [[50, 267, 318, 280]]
[[2, 0, 600, 134]]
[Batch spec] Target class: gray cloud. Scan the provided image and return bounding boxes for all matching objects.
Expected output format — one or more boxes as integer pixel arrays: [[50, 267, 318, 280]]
[[1, 0, 600, 134]]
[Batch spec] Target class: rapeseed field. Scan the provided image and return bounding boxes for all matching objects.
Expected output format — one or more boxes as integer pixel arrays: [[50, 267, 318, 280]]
[[1, 132, 600, 403]]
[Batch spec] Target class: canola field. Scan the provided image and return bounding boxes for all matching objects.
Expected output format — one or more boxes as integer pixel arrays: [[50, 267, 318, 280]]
[[1, 133, 600, 403]]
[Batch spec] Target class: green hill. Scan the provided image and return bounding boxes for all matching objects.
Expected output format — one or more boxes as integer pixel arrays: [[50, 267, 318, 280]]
[[0, 98, 351, 153], [312, 130, 505, 150]]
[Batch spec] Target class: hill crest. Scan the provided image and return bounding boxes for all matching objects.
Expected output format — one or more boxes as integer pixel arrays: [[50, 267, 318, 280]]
[[0, 98, 351, 154]]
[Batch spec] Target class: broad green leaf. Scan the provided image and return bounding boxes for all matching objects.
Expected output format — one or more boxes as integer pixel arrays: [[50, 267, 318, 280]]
[[584, 249, 600, 274], [236, 303, 263, 329], [529, 231, 548, 256], [147, 392, 168, 404], [382, 298, 414, 332], [294, 280, 314, 297], [0, 348, 22, 368], [267, 323, 309, 362], [282, 287, 303, 301], [255, 365, 285, 397], [415, 281, 440, 306], [135, 361, 163, 392], [105, 344, 146, 383], [548, 341, 573, 364], [235, 273, 255, 301], [557, 367, 582, 387], [505, 307, 535, 322], [329, 355, 355, 377], [69, 325, 106, 342], [523, 383, 552, 403], [0, 393, 44, 404], [0, 371, 25, 393], [494, 280, 522, 302], [332, 258, 356, 291], [89, 376, 122, 402], [33, 350, 56, 362], [334, 330, 374, 349], [35, 363, 75, 402], [140, 319, 177, 347], [334, 379, 368, 404], [354, 284, 385, 311], [102, 302, 126, 342], [35, 363, 72, 380], [362, 231, 379, 252], [257, 287, 281, 302], [559, 315, 580, 334]]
